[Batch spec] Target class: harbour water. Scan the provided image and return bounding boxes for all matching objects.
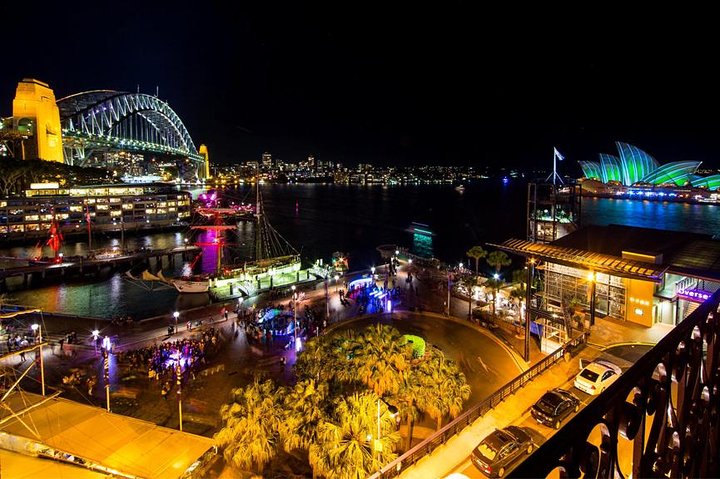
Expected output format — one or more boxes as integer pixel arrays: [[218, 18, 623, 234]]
[[3, 180, 720, 319]]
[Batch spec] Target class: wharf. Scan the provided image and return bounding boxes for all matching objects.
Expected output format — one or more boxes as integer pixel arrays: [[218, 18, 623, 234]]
[[0, 245, 200, 292]]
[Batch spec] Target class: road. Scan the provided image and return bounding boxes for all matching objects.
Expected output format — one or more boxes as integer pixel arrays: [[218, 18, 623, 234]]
[[453, 343, 653, 478], [336, 313, 524, 405]]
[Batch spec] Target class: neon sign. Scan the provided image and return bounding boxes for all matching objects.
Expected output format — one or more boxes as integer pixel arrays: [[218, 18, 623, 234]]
[[677, 288, 712, 303]]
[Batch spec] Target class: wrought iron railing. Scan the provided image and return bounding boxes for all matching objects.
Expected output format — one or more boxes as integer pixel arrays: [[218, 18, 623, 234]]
[[510, 289, 720, 478], [367, 332, 589, 479]]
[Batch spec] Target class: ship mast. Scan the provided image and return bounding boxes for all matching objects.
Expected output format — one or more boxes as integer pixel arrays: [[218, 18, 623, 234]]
[[255, 164, 262, 261]]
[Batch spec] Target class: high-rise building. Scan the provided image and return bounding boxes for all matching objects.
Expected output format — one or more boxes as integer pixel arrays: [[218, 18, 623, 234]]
[[262, 152, 272, 168]]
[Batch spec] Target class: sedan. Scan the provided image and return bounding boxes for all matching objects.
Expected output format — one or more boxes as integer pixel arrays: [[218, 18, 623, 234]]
[[471, 425, 535, 478], [531, 387, 580, 429], [573, 359, 622, 395]]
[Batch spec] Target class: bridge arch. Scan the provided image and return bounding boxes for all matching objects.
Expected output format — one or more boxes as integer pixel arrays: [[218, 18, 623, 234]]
[[57, 90, 204, 174]]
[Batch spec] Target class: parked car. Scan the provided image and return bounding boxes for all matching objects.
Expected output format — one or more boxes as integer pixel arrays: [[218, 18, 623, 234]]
[[531, 387, 580, 429], [573, 359, 622, 395], [471, 425, 535, 477]]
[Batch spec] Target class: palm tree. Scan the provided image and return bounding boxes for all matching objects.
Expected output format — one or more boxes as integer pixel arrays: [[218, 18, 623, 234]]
[[214, 379, 285, 475], [457, 274, 477, 319], [310, 392, 399, 479], [280, 378, 329, 451], [466, 245, 487, 274], [486, 250, 512, 277], [394, 371, 429, 450], [279, 379, 329, 478], [415, 347, 470, 430], [484, 277, 504, 317], [354, 324, 413, 397]]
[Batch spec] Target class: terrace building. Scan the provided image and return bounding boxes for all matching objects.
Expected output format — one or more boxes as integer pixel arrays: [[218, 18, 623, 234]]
[[493, 224, 720, 350]]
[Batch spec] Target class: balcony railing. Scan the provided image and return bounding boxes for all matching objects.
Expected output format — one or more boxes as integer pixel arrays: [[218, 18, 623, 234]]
[[368, 332, 589, 479], [511, 289, 720, 478]]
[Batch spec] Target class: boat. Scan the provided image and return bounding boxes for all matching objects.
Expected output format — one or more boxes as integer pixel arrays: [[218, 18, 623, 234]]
[[406, 221, 436, 236], [155, 270, 209, 293], [194, 189, 255, 220], [454, 184, 465, 192], [0, 183, 192, 241], [169, 277, 210, 293], [164, 172, 301, 297]]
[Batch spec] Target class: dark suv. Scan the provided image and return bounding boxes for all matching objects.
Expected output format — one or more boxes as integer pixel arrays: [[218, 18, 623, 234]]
[[471, 425, 535, 477], [531, 387, 580, 429]]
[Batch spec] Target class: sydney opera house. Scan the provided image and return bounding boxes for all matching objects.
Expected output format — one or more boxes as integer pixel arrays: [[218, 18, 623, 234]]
[[579, 142, 720, 190]]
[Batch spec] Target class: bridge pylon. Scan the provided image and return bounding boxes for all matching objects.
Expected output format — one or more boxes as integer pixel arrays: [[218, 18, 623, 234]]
[[12, 79, 64, 163], [199, 144, 210, 179]]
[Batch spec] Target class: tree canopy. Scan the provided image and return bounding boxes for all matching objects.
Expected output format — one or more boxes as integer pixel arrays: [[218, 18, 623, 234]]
[[214, 323, 471, 477]]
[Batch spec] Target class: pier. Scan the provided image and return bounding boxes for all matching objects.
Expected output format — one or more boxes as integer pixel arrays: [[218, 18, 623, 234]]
[[0, 245, 201, 292]]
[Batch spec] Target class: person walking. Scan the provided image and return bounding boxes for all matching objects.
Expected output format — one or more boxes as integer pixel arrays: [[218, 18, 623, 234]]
[[87, 376, 97, 396]]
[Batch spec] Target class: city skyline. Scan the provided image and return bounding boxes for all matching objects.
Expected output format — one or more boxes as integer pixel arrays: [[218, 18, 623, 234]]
[[2, 3, 718, 170]]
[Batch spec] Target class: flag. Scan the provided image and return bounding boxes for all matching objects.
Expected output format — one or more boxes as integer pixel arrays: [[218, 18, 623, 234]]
[[554, 147, 565, 161]]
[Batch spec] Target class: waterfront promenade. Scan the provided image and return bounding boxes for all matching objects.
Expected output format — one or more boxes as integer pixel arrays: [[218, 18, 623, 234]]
[[0, 255, 672, 478]]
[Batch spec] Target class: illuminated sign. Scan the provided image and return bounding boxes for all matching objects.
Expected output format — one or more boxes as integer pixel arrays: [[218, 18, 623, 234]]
[[30, 182, 59, 189], [677, 288, 712, 303]]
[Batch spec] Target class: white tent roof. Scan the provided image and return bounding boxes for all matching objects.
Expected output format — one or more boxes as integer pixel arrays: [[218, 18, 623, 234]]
[[0, 392, 214, 479]]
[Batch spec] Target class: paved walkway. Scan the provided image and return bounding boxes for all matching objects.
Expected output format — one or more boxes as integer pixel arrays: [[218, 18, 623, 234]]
[[1, 256, 673, 478]]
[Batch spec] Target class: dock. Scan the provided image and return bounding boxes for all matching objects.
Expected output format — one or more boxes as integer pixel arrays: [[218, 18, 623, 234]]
[[0, 245, 201, 292]]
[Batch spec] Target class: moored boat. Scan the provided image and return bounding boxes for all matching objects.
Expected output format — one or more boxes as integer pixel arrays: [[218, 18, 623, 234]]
[[171, 278, 210, 293]]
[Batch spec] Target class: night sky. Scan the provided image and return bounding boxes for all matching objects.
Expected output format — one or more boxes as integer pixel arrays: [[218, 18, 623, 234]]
[[3, 2, 719, 172]]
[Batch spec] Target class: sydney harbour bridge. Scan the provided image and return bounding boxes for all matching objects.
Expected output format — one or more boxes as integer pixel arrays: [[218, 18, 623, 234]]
[[0, 78, 209, 180]]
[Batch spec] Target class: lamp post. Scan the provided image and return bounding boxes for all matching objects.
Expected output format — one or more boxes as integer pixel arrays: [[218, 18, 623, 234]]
[[31, 324, 45, 396], [524, 258, 535, 362], [371, 266, 376, 281], [375, 399, 399, 463], [446, 268, 452, 316], [173, 311, 179, 333], [176, 363, 183, 431], [324, 275, 330, 322], [291, 285, 298, 347], [334, 274, 339, 293], [92, 329, 99, 355], [587, 271, 596, 328]]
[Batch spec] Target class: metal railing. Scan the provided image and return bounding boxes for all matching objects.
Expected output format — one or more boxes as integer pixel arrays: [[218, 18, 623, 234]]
[[510, 288, 720, 479], [368, 331, 588, 479]]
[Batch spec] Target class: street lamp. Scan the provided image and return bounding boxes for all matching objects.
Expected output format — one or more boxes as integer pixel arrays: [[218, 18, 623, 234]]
[[291, 285, 298, 348], [334, 274, 339, 293], [92, 329, 100, 354], [324, 275, 330, 322], [524, 258, 535, 362], [371, 266, 376, 279], [587, 271, 596, 328], [31, 323, 45, 396], [375, 399, 399, 461], [446, 269, 452, 316], [173, 311, 179, 332]]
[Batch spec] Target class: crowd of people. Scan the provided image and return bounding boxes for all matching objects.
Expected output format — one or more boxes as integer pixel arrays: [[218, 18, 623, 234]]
[[118, 326, 225, 396]]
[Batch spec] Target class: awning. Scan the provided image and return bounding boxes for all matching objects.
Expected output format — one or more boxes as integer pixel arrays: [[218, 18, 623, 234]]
[[489, 239, 666, 282], [0, 392, 214, 479]]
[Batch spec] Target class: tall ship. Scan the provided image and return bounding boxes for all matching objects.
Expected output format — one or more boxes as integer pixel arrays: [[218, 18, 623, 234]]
[[169, 178, 301, 296], [0, 182, 192, 241]]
